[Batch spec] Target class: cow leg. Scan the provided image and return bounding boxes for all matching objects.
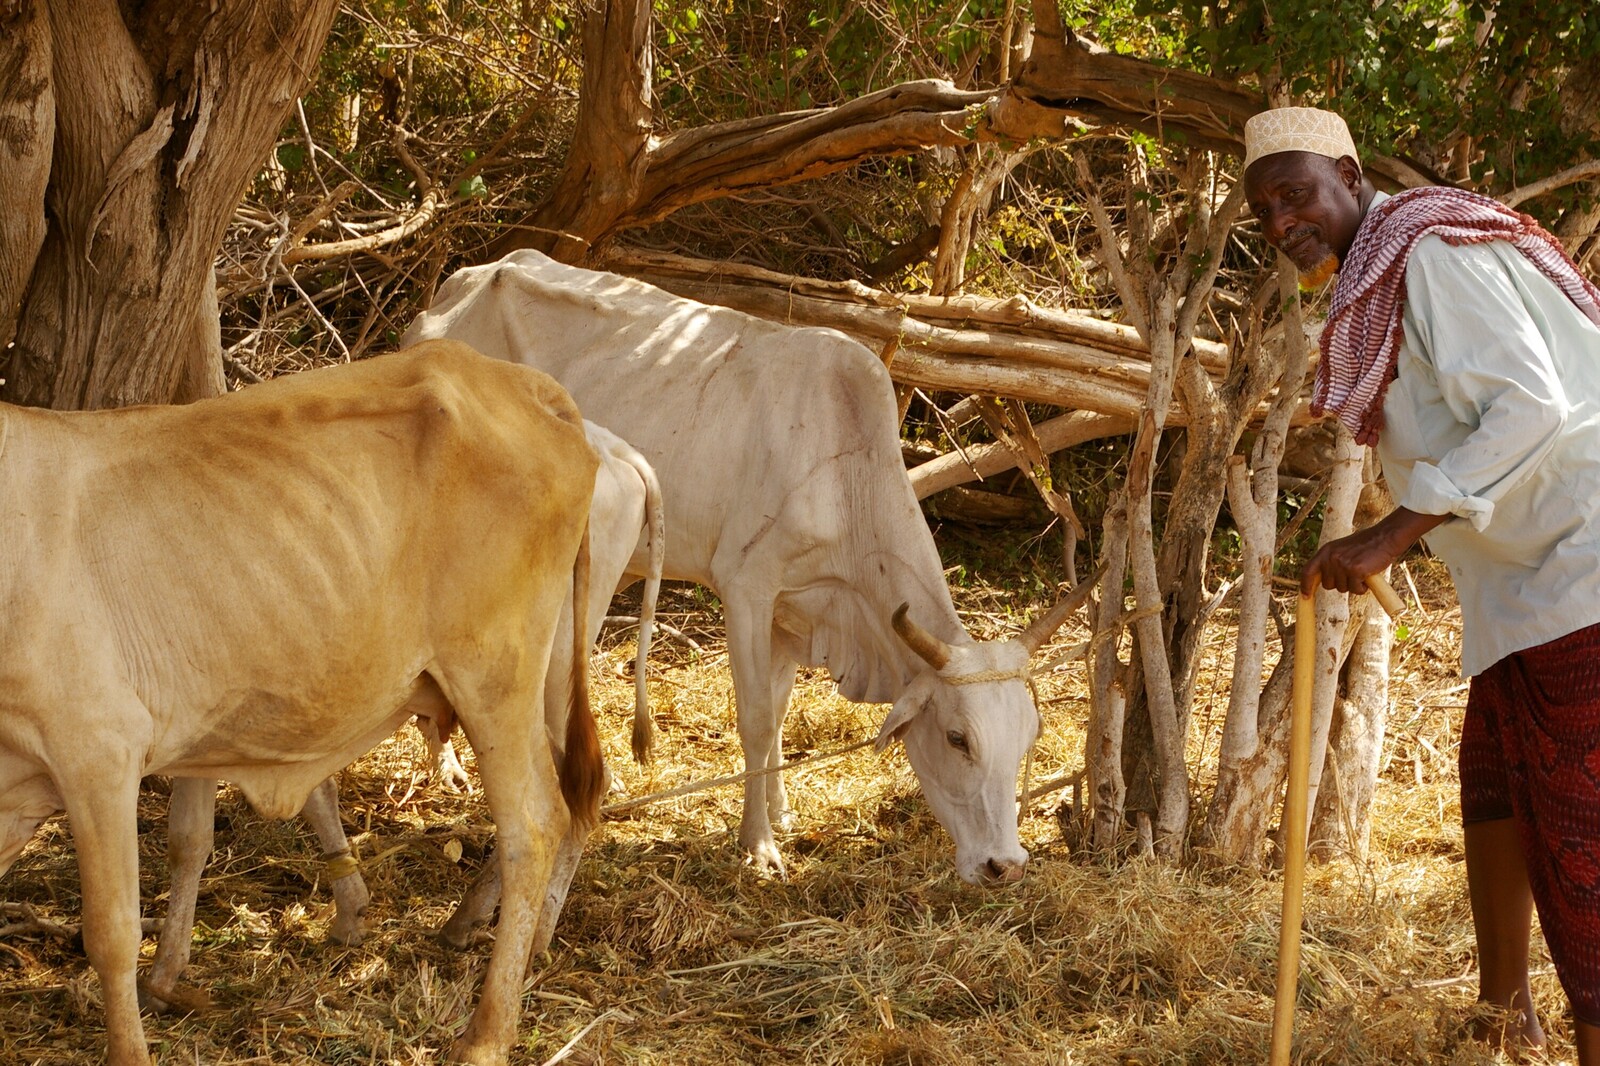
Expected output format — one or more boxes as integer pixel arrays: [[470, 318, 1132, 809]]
[[0, 771, 60, 880], [440, 813, 591, 957], [299, 776, 370, 946], [60, 752, 150, 1066], [438, 850, 502, 950], [433, 738, 474, 793], [726, 597, 786, 874], [766, 653, 799, 834], [531, 825, 591, 955], [449, 709, 564, 1066], [143, 776, 216, 1013], [417, 711, 473, 793]]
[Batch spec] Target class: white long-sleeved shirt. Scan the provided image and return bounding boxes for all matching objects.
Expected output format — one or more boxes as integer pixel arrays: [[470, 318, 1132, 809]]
[[1375, 219, 1600, 676]]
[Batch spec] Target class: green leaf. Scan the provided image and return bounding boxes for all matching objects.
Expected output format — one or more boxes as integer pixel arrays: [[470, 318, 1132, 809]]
[[457, 174, 489, 199], [276, 144, 307, 173]]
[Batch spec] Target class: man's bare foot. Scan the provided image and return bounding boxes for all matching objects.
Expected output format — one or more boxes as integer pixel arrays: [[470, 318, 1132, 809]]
[[1469, 999, 1547, 1060]]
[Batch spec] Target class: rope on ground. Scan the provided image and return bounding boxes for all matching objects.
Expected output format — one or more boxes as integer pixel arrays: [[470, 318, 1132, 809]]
[[603, 737, 877, 816]]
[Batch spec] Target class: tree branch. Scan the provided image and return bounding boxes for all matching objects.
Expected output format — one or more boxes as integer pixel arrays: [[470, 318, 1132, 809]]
[[1502, 158, 1600, 208]]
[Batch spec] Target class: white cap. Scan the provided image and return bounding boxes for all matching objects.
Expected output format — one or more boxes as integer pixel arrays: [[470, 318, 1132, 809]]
[[1243, 107, 1359, 171]]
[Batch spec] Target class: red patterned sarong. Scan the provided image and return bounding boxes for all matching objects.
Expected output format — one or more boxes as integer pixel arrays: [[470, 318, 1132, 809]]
[[1460, 621, 1600, 1024]]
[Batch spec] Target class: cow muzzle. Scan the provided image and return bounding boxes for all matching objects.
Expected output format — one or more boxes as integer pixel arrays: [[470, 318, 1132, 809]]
[[957, 845, 1028, 885], [982, 855, 1028, 884]]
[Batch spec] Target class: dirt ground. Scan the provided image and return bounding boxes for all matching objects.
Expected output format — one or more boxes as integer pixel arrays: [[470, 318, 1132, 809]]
[[0, 569, 1570, 1065]]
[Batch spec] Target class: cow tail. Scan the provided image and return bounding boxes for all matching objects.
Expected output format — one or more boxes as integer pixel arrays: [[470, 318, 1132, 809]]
[[629, 454, 665, 763], [560, 518, 604, 833]]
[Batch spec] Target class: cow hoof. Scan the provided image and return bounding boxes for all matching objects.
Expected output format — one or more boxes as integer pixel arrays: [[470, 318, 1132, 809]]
[[138, 979, 212, 1015], [436, 769, 473, 794], [438, 914, 491, 951], [741, 839, 787, 879], [327, 920, 365, 947], [772, 808, 797, 833], [447, 1037, 509, 1066]]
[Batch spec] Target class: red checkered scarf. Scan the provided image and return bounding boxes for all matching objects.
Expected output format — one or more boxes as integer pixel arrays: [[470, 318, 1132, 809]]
[[1314, 186, 1600, 445]]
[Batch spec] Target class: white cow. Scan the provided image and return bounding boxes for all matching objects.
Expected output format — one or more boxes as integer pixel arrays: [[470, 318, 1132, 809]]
[[0, 341, 601, 1066], [145, 420, 666, 963], [403, 250, 1091, 885]]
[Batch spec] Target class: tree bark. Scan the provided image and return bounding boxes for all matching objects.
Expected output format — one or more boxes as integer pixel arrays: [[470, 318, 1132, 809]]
[[0, 0, 53, 354], [1013, 20, 1258, 154], [2, 0, 339, 410], [1204, 264, 1312, 864], [1087, 491, 1131, 852], [1309, 458, 1396, 861], [1308, 594, 1391, 861], [495, 0, 653, 262], [1303, 427, 1364, 822]]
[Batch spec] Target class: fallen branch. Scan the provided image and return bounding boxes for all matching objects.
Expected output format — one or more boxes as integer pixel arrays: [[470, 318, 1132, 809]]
[[608, 247, 1230, 368], [605, 245, 1314, 433], [604, 615, 704, 654], [922, 484, 1043, 525], [282, 126, 442, 265], [0, 903, 163, 942], [908, 410, 1133, 498]]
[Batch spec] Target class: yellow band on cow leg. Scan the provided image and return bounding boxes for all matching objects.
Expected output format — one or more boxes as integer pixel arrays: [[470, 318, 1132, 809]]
[[325, 851, 361, 881]]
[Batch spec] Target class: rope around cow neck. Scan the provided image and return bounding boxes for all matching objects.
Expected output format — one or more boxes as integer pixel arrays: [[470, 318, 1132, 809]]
[[941, 667, 1030, 686]]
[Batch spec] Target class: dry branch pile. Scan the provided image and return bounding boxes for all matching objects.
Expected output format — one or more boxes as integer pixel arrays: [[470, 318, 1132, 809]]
[[605, 246, 1289, 428]]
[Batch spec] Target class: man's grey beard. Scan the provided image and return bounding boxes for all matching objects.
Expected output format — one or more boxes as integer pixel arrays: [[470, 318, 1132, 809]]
[[1298, 253, 1340, 290]]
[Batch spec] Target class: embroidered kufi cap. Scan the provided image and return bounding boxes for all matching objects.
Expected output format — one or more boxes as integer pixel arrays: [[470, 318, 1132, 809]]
[[1243, 107, 1359, 171]]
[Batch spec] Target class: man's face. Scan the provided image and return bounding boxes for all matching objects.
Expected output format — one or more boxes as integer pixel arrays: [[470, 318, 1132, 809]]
[[1243, 152, 1365, 282]]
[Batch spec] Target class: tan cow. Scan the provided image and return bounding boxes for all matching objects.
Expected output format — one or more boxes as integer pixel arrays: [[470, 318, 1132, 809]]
[[144, 419, 666, 965], [0, 341, 601, 1066]]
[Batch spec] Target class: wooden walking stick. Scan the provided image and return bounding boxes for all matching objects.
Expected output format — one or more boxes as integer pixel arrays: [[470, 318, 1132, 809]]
[[1269, 573, 1403, 1065]]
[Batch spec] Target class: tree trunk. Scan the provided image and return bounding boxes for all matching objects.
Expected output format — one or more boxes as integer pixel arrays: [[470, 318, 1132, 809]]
[[1087, 491, 1131, 852], [1208, 643, 1299, 866], [1204, 265, 1312, 864], [0, 0, 53, 354], [1308, 594, 1391, 861], [497, 0, 653, 262], [1309, 458, 1396, 861], [2, 0, 339, 410], [1302, 428, 1364, 822], [1073, 149, 1247, 859]]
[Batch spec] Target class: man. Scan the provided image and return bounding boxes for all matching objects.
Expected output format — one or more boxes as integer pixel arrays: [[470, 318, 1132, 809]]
[[1242, 106, 1600, 1061]]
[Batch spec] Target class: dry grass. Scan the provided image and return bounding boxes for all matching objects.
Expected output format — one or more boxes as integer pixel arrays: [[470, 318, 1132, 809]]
[[0, 575, 1574, 1065]]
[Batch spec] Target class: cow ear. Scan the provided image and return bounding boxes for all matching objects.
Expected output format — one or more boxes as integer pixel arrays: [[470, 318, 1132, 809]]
[[876, 679, 932, 751]]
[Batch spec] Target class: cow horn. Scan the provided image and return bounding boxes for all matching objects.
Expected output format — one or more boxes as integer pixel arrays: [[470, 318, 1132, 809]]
[[892, 603, 951, 670], [1017, 560, 1109, 654]]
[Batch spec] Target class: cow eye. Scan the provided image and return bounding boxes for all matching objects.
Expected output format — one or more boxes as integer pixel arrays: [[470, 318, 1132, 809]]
[[946, 730, 969, 752]]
